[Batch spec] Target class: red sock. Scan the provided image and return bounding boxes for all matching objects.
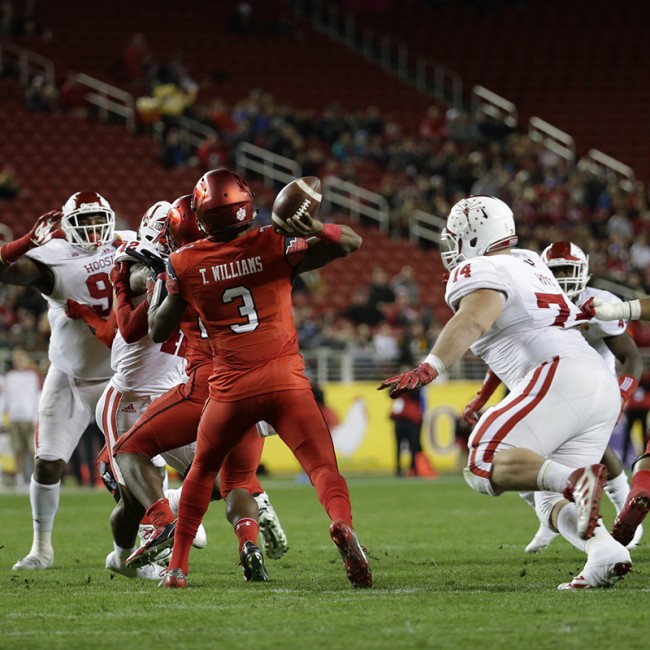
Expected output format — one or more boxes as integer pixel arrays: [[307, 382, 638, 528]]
[[234, 517, 259, 553], [168, 474, 215, 574], [630, 469, 650, 497], [145, 498, 175, 528], [310, 465, 352, 525]]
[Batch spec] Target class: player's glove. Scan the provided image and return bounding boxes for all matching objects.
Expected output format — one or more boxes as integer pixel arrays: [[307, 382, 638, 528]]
[[378, 362, 438, 399], [109, 261, 133, 297], [123, 247, 166, 274], [0, 210, 65, 264], [65, 298, 92, 320], [463, 396, 485, 426]]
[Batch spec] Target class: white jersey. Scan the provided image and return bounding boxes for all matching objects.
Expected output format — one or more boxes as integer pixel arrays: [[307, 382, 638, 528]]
[[110, 240, 187, 394], [25, 231, 134, 381], [575, 286, 627, 375], [445, 249, 605, 390]]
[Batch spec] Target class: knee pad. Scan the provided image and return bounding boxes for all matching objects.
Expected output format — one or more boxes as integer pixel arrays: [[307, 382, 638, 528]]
[[463, 467, 497, 496]]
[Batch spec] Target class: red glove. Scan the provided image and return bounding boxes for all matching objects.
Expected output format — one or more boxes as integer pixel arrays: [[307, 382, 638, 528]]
[[619, 374, 639, 406], [64, 299, 116, 347], [580, 296, 596, 319], [65, 299, 92, 320], [0, 210, 65, 264], [109, 262, 133, 297], [463, 369, 502, 425], [378, 363, 438, 399]]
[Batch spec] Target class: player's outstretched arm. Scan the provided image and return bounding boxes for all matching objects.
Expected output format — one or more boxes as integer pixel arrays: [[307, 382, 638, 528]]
[[590, 296, 650, 321], [0, 211, 63, 292], [379, 289, 503, 398], [291, 214, 362, 274]]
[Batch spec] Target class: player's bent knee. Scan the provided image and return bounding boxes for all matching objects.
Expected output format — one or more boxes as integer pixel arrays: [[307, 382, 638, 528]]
[[463, 467, 497, 496]]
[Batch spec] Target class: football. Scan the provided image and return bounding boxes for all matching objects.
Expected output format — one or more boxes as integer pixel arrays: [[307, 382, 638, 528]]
[[271, 176, 323, 234]]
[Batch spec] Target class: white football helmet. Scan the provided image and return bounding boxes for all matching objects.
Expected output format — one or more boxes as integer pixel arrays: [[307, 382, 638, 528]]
[[138, 201, 172, 256], [439, 195, 518, 271], [61, 191, 115, 251], [541, 241, 591, 299]]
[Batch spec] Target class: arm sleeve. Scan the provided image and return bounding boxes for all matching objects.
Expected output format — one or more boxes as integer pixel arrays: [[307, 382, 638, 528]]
[[74, 305, 117, 348], [115, 291, 149, 343]]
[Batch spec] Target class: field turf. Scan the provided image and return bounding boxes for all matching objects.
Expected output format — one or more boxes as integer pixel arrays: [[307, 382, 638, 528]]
[[1, 475, 648, 650]]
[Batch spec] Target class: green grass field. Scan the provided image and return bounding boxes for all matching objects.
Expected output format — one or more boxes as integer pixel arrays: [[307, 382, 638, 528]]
[[1, 475, 648, 650]]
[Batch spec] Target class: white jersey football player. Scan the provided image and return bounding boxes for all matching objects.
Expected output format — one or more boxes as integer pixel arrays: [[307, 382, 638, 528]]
[[94, 201, 198, 578], [514, 241, 644, 552], [0, 192, 123, 571], [379, 195, 632, 590], [463, 241, 644, 552]]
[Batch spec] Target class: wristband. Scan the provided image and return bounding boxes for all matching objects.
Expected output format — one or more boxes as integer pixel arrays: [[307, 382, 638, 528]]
[[424, 353, 446, 374], [317, 223, 342, 245], [0, 233, 35, 264], [628, 299, 642, 320]]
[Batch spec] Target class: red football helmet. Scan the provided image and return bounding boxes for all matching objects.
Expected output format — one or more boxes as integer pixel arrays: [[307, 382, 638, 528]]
[[166, 194, 202, 250], [61, 190, 115, 251], [191, 169, 255, 238]]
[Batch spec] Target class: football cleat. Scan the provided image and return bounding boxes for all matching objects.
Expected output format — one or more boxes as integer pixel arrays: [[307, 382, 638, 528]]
[[611, 493, 650, 548], [329, 520, 372, 588], [254, 492, 288, 560], [126, 521, 176, 569], [105, 551, 166, 580], [563, 464, 607, 540], [12, 553, 53, 571], [160, 567, 187, 589], [524, 523, 560, 554], [558, 562, 632, 590], [239, 541, 270, 582]]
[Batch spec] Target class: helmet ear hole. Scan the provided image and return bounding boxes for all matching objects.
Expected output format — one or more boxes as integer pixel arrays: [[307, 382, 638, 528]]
[[469, 237, 477, 248]]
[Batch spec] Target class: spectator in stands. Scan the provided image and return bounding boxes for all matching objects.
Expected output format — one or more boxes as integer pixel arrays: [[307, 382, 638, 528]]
[[123, 32, 153, 82], [419, 104, 446, 141], [58, 72, 88, 118], [196, 132, 229, 172], [0, 163, 21, 200], [161, 127, 189, 169], [390, 264, 420, 304], [367, 266, 395, 311], [0, 0, 13, 35], [230, 1, 253, 33], [340, 287, 384, 327], [2, 348, 40, 491], [25, 75, 57, 112]]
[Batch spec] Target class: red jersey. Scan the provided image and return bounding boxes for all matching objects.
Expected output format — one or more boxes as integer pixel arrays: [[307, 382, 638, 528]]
[[180, 304, 212, 375], [169, 226, 310, 400]]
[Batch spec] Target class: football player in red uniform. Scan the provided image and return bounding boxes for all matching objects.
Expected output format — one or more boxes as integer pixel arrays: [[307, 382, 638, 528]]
[[149, 170, 372, 589], [113, 195, 287, 581]]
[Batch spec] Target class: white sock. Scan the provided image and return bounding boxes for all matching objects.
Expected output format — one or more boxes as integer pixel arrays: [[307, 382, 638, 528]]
[[556, 503, 588, 552], [28, 477, 60, 557], [536, 459, 573, 493], [165, 486, 182, 515], [113, 541, 136, 558], [604, 471, 630, 513]]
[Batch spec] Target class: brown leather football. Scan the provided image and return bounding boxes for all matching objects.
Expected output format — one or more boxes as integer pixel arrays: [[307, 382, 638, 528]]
[[271, 176, 323, 234]]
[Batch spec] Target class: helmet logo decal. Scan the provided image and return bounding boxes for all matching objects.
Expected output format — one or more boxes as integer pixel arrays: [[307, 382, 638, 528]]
[[236, 206, 246, 221]]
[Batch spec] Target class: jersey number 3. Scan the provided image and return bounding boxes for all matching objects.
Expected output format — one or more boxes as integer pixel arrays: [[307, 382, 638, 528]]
[[223, 286, 259, 333]]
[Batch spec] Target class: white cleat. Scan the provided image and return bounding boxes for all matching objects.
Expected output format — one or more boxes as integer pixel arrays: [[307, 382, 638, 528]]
[[12, 553, 53, 570], [254, 492, 288, 559], [105, 551, 166, 580], [524, 523, 560, 554], [164, 488, 207, 549], [558, 537, 632, 590], [563, 464, 607, 540]]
